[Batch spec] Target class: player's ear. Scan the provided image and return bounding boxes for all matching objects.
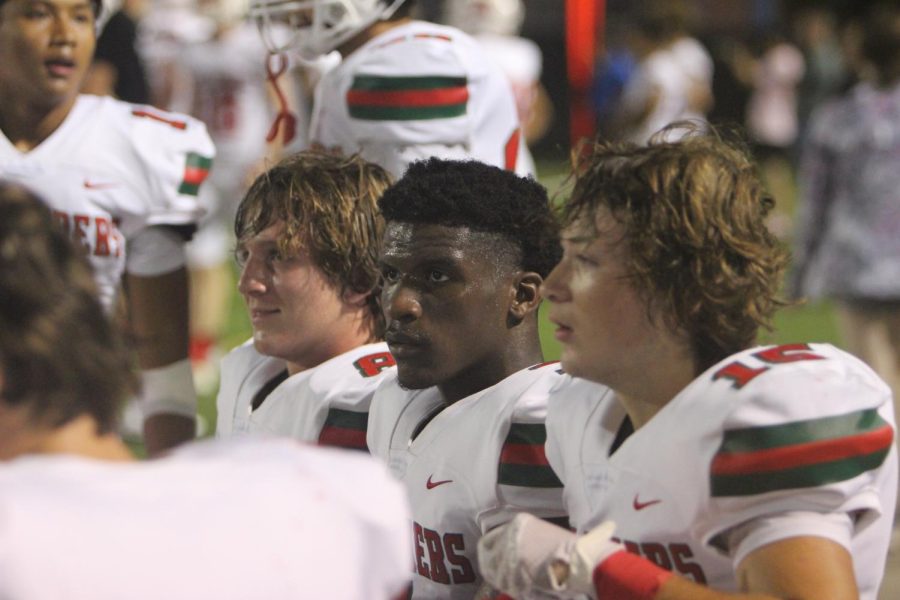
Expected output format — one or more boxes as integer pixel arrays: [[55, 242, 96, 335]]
[[342, 286, 370, 308], [508, 271, 542, 325]]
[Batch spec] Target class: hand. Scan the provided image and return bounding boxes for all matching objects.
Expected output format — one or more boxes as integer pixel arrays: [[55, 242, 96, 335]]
[[478, 514, 623, 599]]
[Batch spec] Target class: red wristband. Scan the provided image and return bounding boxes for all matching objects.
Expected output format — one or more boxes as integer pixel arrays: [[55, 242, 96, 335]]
[[592, 550, 674, 600]]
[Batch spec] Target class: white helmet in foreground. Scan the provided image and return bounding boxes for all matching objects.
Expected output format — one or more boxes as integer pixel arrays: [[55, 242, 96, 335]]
[[251, 0, 407, 59]]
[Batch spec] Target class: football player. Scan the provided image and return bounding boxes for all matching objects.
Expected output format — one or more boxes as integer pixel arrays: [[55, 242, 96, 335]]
[[366, 158, 567, 598], [477, 130, 898, 600], [0, 181, 412, 600], [250, 0, 531, 179], [0, 0, 215, 454], [216, 151, 396, 447]]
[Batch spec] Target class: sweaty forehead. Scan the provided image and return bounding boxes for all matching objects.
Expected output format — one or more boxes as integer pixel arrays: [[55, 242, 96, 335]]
[[380, 222, 504, 265]]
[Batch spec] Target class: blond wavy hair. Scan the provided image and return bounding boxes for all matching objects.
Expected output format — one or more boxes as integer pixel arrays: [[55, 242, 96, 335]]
[[563, 127, 790, 372], [235, 151, 392, 337]]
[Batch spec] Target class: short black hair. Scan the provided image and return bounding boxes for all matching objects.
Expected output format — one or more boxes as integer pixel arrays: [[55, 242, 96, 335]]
[[378, 158, 561, 277]]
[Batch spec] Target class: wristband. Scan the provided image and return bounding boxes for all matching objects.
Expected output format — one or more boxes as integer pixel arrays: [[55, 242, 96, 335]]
[[592, 550, 674, 600], [139, 358, 197, 418]]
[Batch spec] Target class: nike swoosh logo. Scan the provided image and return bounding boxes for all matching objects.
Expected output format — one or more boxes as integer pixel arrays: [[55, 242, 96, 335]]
[[632, 494, 662, 511], [426, 475, 453, 490], [83, 180, 119, 190]]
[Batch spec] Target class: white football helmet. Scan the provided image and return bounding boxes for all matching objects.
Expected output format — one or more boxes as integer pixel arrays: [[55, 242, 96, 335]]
[[251, 0, 407, 58], [443, 0, 524, 37]]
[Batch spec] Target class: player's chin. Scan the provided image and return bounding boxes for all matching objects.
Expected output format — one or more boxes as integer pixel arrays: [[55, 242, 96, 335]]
[[395, 363, 440, 391], [558, 350, 586, 379]]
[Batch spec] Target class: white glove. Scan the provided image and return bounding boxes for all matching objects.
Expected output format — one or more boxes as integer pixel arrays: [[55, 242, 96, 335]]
[[477, 514, 624, 599]]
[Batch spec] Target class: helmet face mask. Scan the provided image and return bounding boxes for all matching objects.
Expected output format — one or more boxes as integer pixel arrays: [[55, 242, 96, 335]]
[[250, 0, 406, 59]]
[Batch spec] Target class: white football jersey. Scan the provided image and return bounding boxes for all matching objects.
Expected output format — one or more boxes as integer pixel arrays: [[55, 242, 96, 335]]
[[0, 95, 214, 310], [216, 340, 396, 449], [368, 362, 569, 599], [310, 20, 532, 179], [547, 343, 897, 598], [0, 438, 411, 600]]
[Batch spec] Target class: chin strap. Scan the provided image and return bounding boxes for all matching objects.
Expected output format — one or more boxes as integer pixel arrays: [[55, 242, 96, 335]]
[[265, 53, 298, 146]]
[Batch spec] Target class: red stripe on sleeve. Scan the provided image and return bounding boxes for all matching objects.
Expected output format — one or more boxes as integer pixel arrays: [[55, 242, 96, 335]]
[[347, 86, 469, 108], [712, 424, 894, 476]]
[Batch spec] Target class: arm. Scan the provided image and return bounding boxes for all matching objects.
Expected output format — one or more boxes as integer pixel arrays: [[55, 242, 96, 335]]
[[478, 514, 859, 600], [125, 266, 196, 455]]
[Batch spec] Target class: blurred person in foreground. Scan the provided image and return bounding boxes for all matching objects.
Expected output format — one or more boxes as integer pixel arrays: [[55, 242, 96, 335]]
[[216, 151, 397, 446], [478, 128, 897, 600], [0, 180, 411, 600]]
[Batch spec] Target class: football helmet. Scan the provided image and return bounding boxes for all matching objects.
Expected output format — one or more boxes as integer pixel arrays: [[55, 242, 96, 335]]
[[443, 0, 524, 37], [251, 0, 407, 58]]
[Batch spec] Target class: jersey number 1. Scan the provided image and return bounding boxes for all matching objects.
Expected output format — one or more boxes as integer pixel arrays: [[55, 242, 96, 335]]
[[712, 343, 825, 389]]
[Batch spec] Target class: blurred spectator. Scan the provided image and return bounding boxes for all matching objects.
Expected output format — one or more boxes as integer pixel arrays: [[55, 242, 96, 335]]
[[792, 5, 849, 147], [744, 30, 804, 237], [792, 4, 900, 427], [591, 18, 635, 138], [612, 7, 692, 143], [662, 0, 713, 123], [745, 31, 805, 160]]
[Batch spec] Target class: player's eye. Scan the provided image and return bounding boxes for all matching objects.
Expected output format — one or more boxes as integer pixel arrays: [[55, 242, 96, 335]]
[[234, 248, 249, 267], [380, 266, 400, 284], [427, 269, 449, 283]]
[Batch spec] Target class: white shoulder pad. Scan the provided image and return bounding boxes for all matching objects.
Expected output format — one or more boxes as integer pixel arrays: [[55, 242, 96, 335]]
[[123, 101, 216, 228], [696, 343, 896, 546]]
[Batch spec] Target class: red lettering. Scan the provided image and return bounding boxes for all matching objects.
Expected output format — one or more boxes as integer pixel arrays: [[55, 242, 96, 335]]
[[72, 214, 90, 249], [443, 533, 476, 584], [714, 343, 827, 389], [712, 361, 768, 389], [640, 542, 672, 570], [413, 522, 429, 577], [423, 528, 450, 584], [670, 543, 706, 584], [51, 210, 69, 232], [94, 216, 111, 257], [353, 351, 396, 377], [618, 539, 708, 582], [754, 343, 825, 365]]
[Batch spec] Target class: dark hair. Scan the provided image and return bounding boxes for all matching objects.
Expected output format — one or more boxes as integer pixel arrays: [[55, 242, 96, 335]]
[[235, 151, 392, 337], [563, 127, 789, 372], [0, 182, 136, 434], [378, 158, 561, 277]]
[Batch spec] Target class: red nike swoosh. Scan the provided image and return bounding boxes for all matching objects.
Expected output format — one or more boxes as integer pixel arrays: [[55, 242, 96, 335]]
[[426, 475, 453, 490], [83, 180, 119, 190], [632, 495, 662, 510]]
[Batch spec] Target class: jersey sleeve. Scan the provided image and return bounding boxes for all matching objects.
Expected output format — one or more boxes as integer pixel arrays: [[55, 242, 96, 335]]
[[696, 344, 897, 556], [324, 28, 523, 178], [128, 104, 216, 230], [483, 367, 569, 533]]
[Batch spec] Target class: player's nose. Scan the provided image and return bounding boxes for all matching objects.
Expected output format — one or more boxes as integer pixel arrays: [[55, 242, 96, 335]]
[[384, 283, 422, 323]]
